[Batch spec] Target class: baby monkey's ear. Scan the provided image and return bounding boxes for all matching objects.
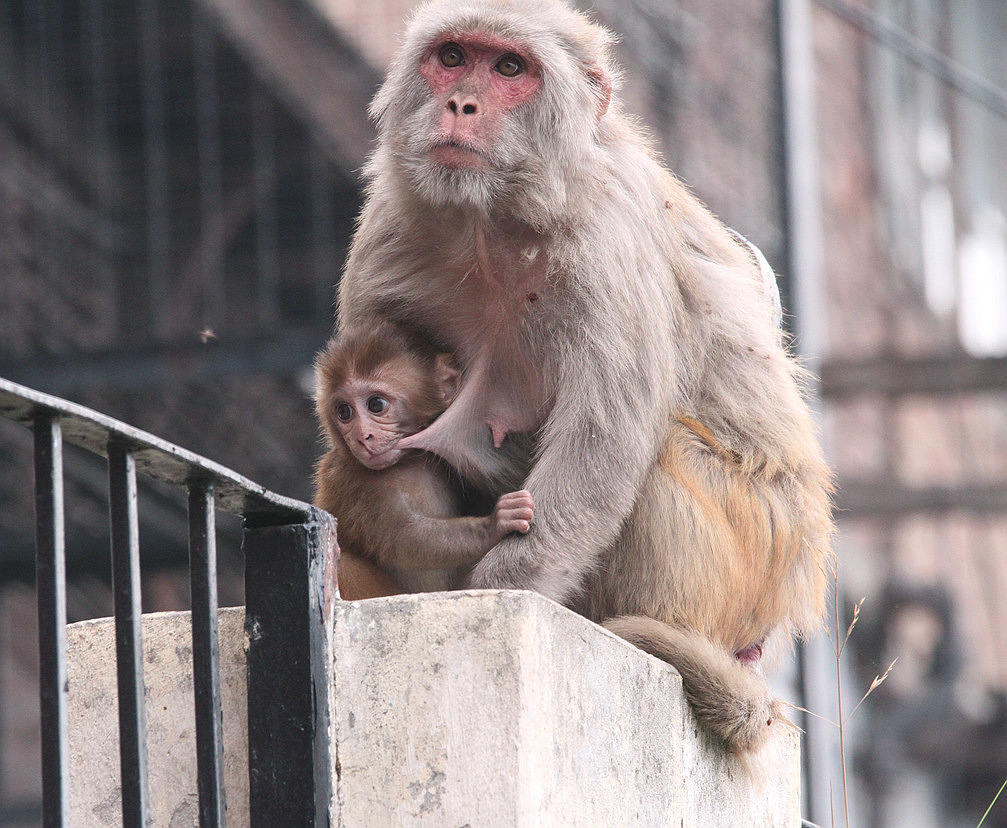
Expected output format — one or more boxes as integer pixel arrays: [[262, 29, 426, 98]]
[[433, 353, 461, 405]]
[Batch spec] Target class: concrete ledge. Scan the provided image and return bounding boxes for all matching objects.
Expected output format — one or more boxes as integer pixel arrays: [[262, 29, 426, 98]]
[[67, 591, 800, 826], [66, 608, 249, 827], [331, 590, 799, 827]]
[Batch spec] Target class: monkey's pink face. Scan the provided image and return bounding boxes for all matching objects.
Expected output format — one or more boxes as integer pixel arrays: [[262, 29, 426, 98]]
[[419, 33, 542, 170], [331, 380, 413, 470]]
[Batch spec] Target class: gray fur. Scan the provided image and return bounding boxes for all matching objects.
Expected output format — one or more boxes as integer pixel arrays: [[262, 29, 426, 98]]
[[336, 0, 834, 752]]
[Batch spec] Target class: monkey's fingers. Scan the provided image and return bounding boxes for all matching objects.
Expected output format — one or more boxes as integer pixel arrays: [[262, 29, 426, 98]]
[[494, 491, 534, 534], [498, 517, 532, 534], [496, 489, 534, 509]]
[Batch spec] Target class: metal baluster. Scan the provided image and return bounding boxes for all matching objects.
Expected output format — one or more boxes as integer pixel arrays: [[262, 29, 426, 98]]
[[34, 412, 69, 827], [189, 481, 227, 827], [108, 440, 150, 827]]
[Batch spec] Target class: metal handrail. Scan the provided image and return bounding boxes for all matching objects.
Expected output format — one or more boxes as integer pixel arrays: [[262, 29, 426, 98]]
[[0, 377, 312, 523], [0, 377, 334, 827]]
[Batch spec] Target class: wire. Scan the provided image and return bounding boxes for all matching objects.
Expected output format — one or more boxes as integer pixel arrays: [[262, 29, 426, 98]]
[[815, 0, 1007, 122]]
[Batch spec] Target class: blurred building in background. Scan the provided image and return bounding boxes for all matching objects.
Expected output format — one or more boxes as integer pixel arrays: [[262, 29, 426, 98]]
[[810, 2, 1007, 825], [0, 0, 1004, 825]]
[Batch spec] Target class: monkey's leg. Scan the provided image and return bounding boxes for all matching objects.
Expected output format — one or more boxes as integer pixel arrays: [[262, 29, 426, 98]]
[[337, 551, 403, 600]]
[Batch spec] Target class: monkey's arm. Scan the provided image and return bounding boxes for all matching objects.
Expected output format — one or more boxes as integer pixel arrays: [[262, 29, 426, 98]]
[[467, 328, 665, 603], [317, 449, 533, 571], [385, 488, 534, 570]]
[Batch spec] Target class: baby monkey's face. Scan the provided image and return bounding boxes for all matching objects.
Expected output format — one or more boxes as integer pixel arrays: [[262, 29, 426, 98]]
[[330, 371, 418, 470]]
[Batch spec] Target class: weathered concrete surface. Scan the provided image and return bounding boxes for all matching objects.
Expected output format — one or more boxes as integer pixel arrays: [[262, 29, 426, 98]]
[[330, 590, 800, 828], [66, 608, 249, 827], [66, 591, 800, 827]]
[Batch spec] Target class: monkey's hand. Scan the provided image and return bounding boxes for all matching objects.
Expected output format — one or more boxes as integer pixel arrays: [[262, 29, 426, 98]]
[[491, 490, 534, 538]]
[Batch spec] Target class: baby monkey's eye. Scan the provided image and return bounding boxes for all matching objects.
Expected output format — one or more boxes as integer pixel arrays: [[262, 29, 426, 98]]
[[335, 402, 353, 422], [367, 396, 389, 415]]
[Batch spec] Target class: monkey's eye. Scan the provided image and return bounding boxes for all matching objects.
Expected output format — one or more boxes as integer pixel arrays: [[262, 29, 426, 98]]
[[367, 396, 390, 415], [439, 43, 465, 68], [335, 402, 353, 422], [495, 54, 524, 77]]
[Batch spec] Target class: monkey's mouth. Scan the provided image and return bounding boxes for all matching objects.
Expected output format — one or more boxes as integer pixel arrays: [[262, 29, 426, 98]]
[[349, 436, 404, 470], [356, 444, 402, 470], [429, 140, 489, 170]]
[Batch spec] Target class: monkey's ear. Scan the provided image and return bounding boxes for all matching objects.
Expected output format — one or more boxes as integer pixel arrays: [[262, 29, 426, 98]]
[[588, 65, 612, 123], [433, 353, 461, 404]]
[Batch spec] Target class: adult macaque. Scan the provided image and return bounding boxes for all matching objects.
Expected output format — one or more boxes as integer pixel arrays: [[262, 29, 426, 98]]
[[335, 0, 834, 751], [314, 323, 534, 599]]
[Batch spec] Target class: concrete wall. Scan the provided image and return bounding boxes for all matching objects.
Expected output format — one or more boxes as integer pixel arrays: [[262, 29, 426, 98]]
[[66, 609, 250, 827], [67, 591, 801, 826]]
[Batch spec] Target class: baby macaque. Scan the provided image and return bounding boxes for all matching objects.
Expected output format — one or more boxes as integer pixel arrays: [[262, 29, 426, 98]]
[[314, 322, 534, 599]]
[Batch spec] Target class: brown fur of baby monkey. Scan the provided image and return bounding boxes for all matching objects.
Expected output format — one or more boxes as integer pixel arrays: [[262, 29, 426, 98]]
[[314, 323, 534, 598], [332, 0, 834, 752]]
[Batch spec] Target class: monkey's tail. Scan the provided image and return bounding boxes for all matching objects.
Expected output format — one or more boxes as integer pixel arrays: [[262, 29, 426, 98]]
[[603, 615, 784, 753]]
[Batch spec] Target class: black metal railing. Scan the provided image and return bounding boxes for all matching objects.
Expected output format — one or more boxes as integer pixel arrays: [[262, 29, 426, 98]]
[[0, 377, 336, 827]]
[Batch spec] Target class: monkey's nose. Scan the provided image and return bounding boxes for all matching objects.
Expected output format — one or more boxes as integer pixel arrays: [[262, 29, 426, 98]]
[[447, 96, 479, 116]]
